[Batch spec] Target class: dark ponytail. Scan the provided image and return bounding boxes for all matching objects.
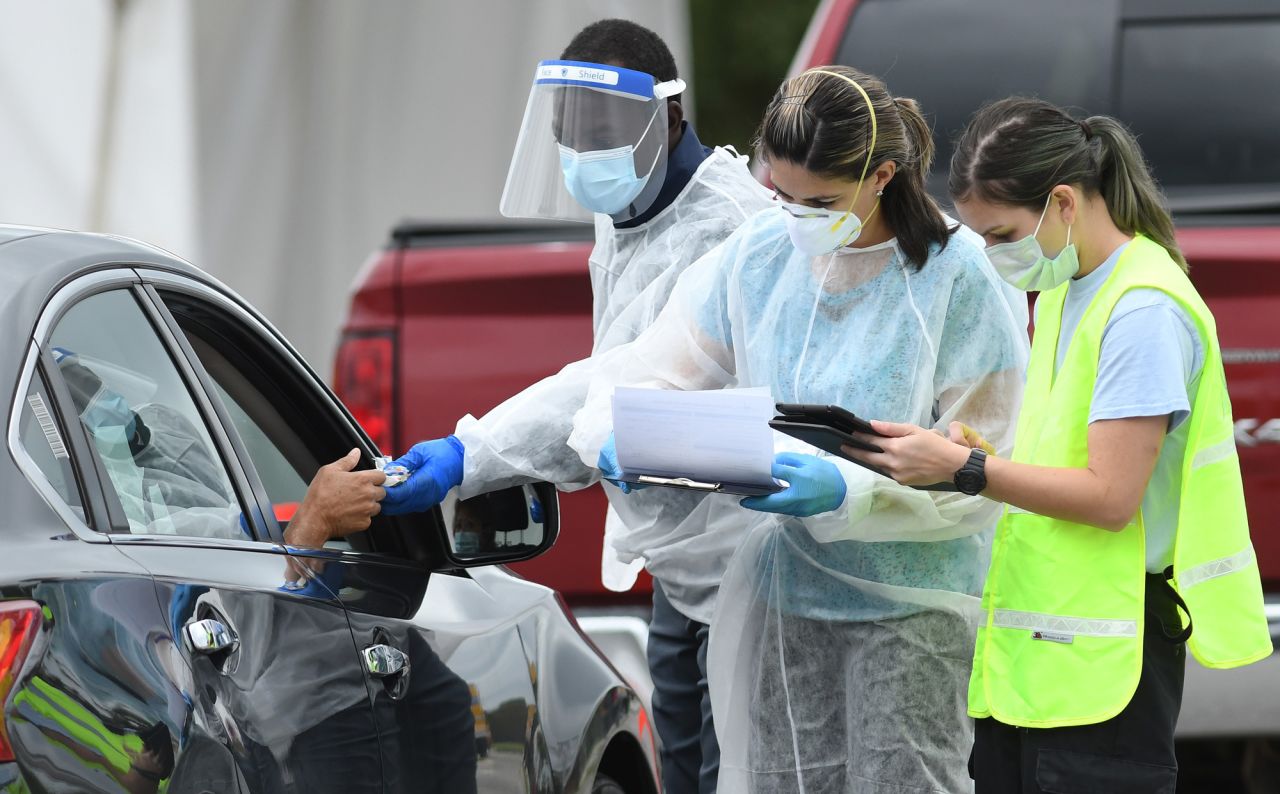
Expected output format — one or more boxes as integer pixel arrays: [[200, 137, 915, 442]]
[[1085, 115, 1184, 270], [756, 66, 954, 269], [950, 97, 1187, 271], [882, 96, 953, 269]]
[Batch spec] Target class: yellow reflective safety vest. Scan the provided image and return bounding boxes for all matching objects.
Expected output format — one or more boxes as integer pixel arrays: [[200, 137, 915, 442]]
[[969, 235, 1272, 728]]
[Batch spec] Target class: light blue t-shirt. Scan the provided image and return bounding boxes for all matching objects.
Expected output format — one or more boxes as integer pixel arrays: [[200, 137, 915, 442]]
[[1037, 241, 1204, 571]]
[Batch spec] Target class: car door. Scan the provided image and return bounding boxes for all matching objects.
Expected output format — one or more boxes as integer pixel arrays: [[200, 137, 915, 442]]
[[36, 275, 385, 793], [142, 271, 560, 794]]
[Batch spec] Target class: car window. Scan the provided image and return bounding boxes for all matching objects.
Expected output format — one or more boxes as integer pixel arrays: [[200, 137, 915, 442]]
[[1118, 17, 1280, 191], [47, 290, 248, 540], [189, 335, 346, 544], [168, 299, 382, 553], [18, 371, 86, 522]]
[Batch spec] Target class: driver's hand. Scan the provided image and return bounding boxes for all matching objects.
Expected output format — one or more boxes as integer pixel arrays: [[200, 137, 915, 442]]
[[286, 449, 386, 549]]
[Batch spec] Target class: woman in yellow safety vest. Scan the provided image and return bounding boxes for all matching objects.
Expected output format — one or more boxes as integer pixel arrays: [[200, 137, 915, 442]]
[[843, 97, 1271, 793]]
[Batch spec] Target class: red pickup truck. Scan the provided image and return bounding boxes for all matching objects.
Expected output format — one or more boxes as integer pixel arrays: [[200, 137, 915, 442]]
[[339, 0, 1280, 785]]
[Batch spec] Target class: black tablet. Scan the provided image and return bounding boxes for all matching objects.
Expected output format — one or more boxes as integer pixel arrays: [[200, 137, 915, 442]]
[[775, 403, 882, 438], [768, 418, 884, 455], [769, 412, 957, 492]]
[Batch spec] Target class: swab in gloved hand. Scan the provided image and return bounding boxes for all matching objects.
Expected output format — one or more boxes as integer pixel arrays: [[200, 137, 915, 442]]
[[380, 436, 465, 514], [374, 456, 410, 487]]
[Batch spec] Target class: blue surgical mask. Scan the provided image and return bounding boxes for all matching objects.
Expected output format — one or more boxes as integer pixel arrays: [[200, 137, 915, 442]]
[[985, 194, 1079, 291], [558, 109, 662, 215]]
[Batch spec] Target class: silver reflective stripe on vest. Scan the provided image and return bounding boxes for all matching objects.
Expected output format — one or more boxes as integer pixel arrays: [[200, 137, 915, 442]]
[[1177, 546, 1256, 590], [993, 609, 1138, 638], [1191, 436, 1237, 470]]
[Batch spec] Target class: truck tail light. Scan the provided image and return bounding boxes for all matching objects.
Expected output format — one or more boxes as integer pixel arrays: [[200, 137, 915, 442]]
[[334, 332, 396, 452], [0, 601, 43, 763]]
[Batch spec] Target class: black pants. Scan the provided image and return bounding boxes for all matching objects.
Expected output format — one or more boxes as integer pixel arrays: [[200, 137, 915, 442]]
[[648, 580, 719, 794], [971, 573, 1187, 794]]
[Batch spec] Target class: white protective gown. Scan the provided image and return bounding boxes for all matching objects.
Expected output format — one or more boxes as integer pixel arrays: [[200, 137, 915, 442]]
[[453, 145, 774, 590], [568, 206, 1029, 793]]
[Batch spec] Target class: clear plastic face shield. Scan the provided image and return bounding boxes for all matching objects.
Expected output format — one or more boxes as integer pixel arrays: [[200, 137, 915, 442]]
[[500, 60, 686, 223]]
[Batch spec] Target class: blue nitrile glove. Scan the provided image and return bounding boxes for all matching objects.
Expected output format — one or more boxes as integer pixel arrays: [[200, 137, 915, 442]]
[[740, 452, 847, 517], [381, 435, 465, 515], [597, 433, 646, 494]]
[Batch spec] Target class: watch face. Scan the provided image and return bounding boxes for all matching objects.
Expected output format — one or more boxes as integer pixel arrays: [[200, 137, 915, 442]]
[[955, 468, 985, 495]]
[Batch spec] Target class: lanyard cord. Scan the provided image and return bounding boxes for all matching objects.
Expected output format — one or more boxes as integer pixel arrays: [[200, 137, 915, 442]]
[[792, 252, 838, 402]]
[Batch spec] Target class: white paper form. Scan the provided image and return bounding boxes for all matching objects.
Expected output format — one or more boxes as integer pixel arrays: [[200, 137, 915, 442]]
[[612, 387, 776, 487]]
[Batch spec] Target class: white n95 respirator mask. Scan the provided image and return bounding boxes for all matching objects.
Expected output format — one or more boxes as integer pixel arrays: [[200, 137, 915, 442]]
[[985, 194, 1080, 291], [781, 202, 872, 257], [775, 68, 881, 258]]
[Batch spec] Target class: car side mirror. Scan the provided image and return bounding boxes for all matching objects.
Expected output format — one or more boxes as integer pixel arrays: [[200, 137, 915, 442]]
[[436, 481, 559, 568]]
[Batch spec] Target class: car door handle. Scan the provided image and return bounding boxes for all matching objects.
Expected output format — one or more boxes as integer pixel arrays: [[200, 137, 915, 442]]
[[362, 644, 409, 678], [185, 618, 237, 654]]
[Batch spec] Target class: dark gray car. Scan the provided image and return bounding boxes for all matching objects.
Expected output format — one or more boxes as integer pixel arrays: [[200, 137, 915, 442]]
[[0, 225, 657, 793]]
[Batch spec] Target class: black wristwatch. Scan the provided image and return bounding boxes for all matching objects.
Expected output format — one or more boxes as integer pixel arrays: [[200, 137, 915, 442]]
[[954, 448, 988, 495]]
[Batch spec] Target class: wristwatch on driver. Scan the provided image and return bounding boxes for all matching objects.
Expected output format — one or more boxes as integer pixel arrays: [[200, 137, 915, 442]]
[[954, 448, 988, 495]]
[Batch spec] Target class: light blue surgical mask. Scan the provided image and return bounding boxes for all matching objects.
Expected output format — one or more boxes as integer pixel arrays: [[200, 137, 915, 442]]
[[558, 108, 662, 215], [985, 194, 1079, 291], [81, 387, 137, 441]]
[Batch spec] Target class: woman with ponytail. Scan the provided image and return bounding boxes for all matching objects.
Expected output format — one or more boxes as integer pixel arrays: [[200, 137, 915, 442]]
[[848, 97, 1271, 791], [570, 67, 1028, 792]]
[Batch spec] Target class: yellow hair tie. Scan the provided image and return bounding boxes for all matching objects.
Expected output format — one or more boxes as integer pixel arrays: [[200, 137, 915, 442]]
[[805, 69, 879, 235]]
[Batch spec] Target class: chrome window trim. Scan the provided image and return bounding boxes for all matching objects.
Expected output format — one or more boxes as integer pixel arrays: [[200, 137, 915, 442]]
[[29, 269, 141, 347], [7, 340, 107, 544], [109, 533, 291, 554]]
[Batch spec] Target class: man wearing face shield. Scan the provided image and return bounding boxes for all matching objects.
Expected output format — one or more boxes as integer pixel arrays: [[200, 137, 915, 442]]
[[346, 19, 774, 794]]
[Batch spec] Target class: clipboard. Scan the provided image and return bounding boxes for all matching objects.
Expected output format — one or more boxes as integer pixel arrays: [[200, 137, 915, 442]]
[[616, 470, 785, 497], [610, 387, 786, 497], [769, 404, 957, 492]]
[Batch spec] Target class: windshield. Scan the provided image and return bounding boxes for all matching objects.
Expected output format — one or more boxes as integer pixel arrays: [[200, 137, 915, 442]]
[[1119, 18, 1280, 198]]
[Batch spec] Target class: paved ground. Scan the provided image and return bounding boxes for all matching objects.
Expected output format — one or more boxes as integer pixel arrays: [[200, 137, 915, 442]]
[[474, 749, 526, 793]]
